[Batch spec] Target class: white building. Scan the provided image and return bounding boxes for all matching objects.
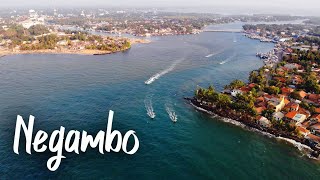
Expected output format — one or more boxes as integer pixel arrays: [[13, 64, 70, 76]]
[[258, 116, 271, 128], [273, 112, 284, 121], [231, 89, 243, 97]]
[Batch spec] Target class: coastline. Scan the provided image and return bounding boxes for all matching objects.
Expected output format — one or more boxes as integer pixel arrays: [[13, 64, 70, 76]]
[[186, 97, 320, 160], [0, 38, 150, 57]]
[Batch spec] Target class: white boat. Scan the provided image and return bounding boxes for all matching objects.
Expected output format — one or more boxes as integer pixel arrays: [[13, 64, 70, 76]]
[[205, 54, 214, 58], [147, 111, 156, 119], [145, 79, 153, 85]]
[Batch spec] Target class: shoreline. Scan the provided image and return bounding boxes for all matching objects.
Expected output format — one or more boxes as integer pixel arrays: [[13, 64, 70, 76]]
[[186, 97, 320, 160], [0, 38, 150, 57]]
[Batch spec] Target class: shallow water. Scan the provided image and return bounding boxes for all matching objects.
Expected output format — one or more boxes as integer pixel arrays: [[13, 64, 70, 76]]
[[0, 23, 319, 179]]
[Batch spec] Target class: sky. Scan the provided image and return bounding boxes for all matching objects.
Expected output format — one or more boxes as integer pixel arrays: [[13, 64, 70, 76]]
[[1, 0, 320, 16]]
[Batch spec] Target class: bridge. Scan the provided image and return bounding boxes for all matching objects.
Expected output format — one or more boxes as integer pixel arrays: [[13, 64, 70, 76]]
[[203, 29, 243, 33]]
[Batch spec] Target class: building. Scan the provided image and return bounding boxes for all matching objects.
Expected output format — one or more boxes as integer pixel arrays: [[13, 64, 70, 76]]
[[267, 96, 286, 112], [309, 123, 320, 136], [273, 112, 284, 121], [296, 126, 310, 137], [285, 111, 307, 124], [281, 87, 294, 96], [231, 89, 243, 97], [284, 102, 299, 112], [255, 106, 266, 115], [57, 40, 68, 46], [310, 114, 320, 124], [257, 116, 271, 128]]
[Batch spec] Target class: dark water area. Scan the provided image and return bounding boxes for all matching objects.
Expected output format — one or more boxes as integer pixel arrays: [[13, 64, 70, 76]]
[[0, 22, 319, 179]]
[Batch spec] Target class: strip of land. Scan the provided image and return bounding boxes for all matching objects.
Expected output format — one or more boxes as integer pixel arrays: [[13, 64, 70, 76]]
[[189, 24, 320, 159]]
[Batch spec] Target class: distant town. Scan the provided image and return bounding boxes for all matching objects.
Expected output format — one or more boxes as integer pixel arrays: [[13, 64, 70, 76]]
[[0, 8, 312, 56]]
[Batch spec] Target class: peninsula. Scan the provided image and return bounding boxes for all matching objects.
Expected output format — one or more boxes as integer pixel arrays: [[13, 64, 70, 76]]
[[188, 23, 320, 159], [0, 24, 149, 56]]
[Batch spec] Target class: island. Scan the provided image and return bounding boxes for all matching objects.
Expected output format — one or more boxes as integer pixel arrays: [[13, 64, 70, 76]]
[[188, 24, 320, 159]]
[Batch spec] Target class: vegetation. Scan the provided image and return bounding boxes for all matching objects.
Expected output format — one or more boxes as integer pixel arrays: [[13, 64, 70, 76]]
[[0, 24, 131, 52], [196, 81, 257, 116], [28, 25, 50, 36]]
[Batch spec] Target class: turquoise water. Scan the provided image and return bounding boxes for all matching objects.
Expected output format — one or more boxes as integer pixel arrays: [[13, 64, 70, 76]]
[[0, 24, 320, 179]]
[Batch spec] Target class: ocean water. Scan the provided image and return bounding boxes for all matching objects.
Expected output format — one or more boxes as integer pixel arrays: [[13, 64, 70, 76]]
[[0, 23, 320, 179]]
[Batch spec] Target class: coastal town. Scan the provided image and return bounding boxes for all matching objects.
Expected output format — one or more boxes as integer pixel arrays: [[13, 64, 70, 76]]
[[0, 9, 152, 56], [0, 8, 307, 56], [2, 7, 320, 159], [191, 23, 320, 158]]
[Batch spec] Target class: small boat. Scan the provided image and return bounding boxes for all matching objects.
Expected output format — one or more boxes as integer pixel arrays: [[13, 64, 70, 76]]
[[147, 111, 156, 119], [205, 54, 214, 58], [166, 106, 177, 123], [145, 78, 154, 85]]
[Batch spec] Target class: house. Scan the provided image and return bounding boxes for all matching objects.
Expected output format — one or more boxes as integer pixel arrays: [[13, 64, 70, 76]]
[[315, 108, 320, 114], [291, 75, 303, 85], [307, 94, 320, 104], [240, 86, 251, 93], [296, 126, 310, 137], [255, 106, 266, 115], [309, 123, 320, 136], [306, 134, 320, 144], [297, 107, 311, 118], [285, 111, 307, 124], [231, 89, 243, 97], [310, 114, 320, 124], [256, 96, 265, 103], [301, 120, 312, 128], [284, 102, 299, 112], [284, 63, 300, 70], [297, 90, 307, 99], [273, 112, 284, 121], [257, 116, 271, 127], [255, 96, 267, 108], [267, 96, 286, 112], [57, 40, 68, 46], [248, 83, 256, 89], [274, 77, 286, 83], [281, 87, 294, 96]]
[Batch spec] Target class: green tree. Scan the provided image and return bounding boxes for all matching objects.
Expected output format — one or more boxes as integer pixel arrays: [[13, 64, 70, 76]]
[[225, 79, 245, 89], [217, 94, 231, 108]]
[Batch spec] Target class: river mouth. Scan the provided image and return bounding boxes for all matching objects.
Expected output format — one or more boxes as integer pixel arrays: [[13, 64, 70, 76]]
[[1, 21, 320, 178]]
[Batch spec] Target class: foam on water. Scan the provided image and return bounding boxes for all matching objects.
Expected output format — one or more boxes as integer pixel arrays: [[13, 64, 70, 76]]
[[219, 53, 236, 65], [144, 96, 155, 119], [205, 54, 214, 58], [190, 102, 318, 159], [145, 58, 184, 85]]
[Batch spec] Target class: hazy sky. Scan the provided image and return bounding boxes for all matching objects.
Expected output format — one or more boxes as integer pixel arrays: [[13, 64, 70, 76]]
[[1, 0, 320, 16]]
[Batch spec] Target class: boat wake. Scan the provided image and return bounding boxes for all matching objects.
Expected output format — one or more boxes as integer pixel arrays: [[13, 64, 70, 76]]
[[219, 53, 236, 65], [144, 98, 155, 119], [219, 60, 229, 65], [205, 54, 214, 58], [205, 49, 226, 58], [165, 104, 177, 123], [145, 58, 183, 85]]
